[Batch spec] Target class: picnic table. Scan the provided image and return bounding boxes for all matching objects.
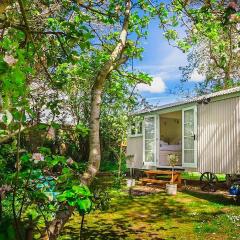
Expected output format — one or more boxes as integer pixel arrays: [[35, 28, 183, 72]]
[[141, 170, 182, 186]]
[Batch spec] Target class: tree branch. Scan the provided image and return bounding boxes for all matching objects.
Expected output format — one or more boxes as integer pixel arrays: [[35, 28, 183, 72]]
[[77, 2, 118, 18]]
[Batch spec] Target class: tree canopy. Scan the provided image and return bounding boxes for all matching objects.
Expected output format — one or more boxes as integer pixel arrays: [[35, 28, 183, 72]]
[[0, 0, 239, 239], [163, 0, 240, 91]]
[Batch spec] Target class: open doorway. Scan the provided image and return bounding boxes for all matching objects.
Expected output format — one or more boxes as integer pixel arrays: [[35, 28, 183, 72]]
[[159, 111, 182, 166]]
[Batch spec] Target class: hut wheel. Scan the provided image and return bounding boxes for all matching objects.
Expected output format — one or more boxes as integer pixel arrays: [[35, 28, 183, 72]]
[[200, 172, 218, 192]]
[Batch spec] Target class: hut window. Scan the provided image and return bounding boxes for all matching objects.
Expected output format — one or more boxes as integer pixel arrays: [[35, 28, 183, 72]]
[[130, 121, 142, 136], [131, 123, 136, 135], [137, 121, 142, 134]]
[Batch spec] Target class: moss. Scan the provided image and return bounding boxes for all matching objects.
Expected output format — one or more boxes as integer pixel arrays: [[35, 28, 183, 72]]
[[61, 180, 240, 240]]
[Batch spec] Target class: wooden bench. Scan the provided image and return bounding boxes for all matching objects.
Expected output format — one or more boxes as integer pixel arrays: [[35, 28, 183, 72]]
[[141, 178, 169, 184], [141, 170, 182, 186]]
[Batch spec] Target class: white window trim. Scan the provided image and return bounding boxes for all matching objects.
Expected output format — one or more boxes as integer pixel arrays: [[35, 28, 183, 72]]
[[143, 115, 157, 166], [182, 106, 197, 168], [129, 121, 143, 137]]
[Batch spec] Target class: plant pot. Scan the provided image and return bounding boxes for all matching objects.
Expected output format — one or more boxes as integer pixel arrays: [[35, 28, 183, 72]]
[[166, 183, 177, 195], [127, 179, 135, 188]]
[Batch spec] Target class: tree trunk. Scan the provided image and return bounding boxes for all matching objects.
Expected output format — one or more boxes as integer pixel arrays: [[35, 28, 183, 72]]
[[223, 69, 231, 89], [81, 83, 103, 185], [41, 206, 74, 240], [40, 1, 131, 239], [82, 0, 130, 185]]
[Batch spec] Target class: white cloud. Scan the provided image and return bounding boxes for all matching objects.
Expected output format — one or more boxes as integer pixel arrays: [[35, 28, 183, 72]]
[[190, 69, 205, 82], [136, 75, 166, 93], [162, 48, 187, 67], [134, 48, 188, 82]]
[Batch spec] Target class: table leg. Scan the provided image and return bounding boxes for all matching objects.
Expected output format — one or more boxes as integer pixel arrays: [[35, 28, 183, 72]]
[[177, 174, 182, 185]]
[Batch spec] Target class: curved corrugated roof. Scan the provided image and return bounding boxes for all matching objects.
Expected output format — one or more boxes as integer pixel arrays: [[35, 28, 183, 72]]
[[133, 86, 240, 115]]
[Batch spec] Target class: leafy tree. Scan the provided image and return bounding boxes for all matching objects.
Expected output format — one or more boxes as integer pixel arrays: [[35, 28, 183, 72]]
[[0, 0, 161, 238], [162, 0, 240, 91]]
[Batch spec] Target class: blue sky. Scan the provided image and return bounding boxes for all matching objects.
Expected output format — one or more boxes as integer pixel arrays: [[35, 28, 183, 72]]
[[134, 18, 204, 106]]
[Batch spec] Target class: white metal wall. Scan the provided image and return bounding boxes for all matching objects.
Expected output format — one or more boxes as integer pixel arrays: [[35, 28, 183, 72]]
[[126, 136, 143, 168], [198, 96, 240, 174]]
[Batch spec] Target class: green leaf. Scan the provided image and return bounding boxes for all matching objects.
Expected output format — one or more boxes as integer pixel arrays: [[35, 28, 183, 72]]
[[39, 147, 51, 155], [57, 194, 67, 202], [67, 200, 76, 206], [72, 185, 92, 197], [62, 167, 71, 174], [51, 155, 65, 166], [37, 124, 48, 130], [13, 68, 25, 85], [0, 59, 9, 74], [26, 208, 39, 220], [20, 153, 31, 163], [76, 198, 92, 215]]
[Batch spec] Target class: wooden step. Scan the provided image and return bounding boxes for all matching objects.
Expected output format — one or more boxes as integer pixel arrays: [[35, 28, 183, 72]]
[[141, 178, 169, 185]]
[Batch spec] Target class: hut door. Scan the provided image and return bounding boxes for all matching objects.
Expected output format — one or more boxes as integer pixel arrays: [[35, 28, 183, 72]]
[[143, 115, 156, 166], [182, 106, 197, 168]]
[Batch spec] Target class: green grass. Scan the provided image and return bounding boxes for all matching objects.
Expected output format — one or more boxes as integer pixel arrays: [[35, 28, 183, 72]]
[[181, 172, 226, 182], [60, 178, 240, 240]]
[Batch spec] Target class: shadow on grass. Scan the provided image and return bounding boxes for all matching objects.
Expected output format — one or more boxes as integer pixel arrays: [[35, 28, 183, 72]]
[[61, 193, 200, 240], [61, 176, 239, 240], [182, 189, 239, 206], [62, 222, 133, 240]]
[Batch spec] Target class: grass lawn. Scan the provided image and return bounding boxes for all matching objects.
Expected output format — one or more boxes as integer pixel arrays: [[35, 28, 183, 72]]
[[181, 172, 226, 182], [60, 179, 240, 240]]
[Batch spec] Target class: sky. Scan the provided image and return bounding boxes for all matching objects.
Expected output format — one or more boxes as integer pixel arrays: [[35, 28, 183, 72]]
[[134, 18, 204, 106]]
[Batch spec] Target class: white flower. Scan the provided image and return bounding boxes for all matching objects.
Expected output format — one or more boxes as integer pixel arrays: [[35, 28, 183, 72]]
[[3, 54, 18, 66], [66, 157, 74, 165], [32, 153, 44, 164]]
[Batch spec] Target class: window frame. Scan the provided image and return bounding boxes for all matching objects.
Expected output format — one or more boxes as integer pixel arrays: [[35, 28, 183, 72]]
[[129, 121, 143, 137]]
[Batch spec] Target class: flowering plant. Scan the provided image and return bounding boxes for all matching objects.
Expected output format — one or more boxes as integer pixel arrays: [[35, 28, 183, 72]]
[[32, 153, 45, 164]]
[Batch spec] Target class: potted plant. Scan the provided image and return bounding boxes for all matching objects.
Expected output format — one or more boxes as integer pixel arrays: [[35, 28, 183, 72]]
[[166, 153, 179, 195]]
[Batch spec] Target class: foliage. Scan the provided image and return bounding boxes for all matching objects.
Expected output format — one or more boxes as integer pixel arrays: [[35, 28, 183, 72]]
[[61, 176, 240, 239], [0, 145, 90, 236], [0, 217, 18, 240], [161, 0, 240, 91], [57, 185, 93, 216], [0, 0, 166, 236], [2, 0, 237, 238]]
